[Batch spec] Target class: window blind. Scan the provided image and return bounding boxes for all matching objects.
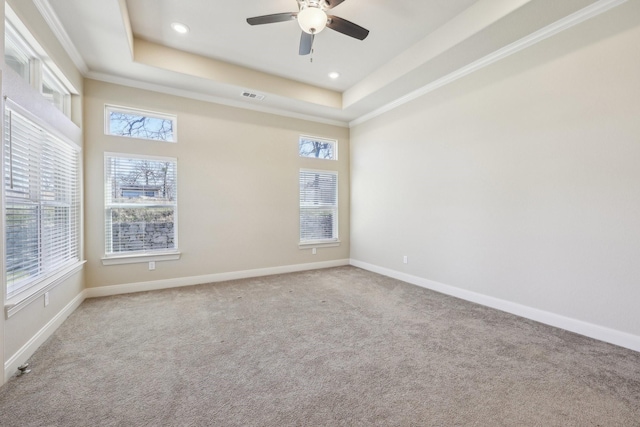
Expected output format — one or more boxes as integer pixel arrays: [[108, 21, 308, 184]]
[[299, 169, 338, 243], [104, 154, 178, 255], [4, 107, 80, 298]]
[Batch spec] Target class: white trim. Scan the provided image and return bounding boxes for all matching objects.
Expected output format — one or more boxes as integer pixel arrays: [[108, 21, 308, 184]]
[[299, 135, 338, 161], [5, 98, 82, 152], [5, 261, 85, 318], [299, 241, 341, 249], [5, 3, 80, 96], [103, 152, 179, 257], [102, 251, 181, 266], [85, 71, 350, 129], [33, 0, 90, 75], [105, 104, 178, 142], [33, 0, 624, 127], [41, 63, 72, 116], [2, 260, 348, 382], [103, 151, 176, 163], [299, 169, 339, 244], [0, 87, 6, 388], [299, 168, 339, 175], [4, 288, 86, 382], [350, 259, 640, 353], [3, 102, 83, 305], [349, 0, 628, 127], [86, 259, 350, 298]]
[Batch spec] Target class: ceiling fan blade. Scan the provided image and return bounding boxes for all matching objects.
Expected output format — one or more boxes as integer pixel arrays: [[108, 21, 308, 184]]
[[325, 0, 346, 9], [299, 32, 314, 55], [247, 13, 296, 26], [326, 15, 369, 40]]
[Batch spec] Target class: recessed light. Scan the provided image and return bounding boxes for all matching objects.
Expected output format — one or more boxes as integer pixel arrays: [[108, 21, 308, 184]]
[[171, 22, 190, 34], [328, 72, 340, 79]]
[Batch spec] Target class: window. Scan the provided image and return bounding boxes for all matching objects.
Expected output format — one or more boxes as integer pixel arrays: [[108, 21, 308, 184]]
[[299, 169, 338, 244], [3, 105, 80, 299], [42, 65, 71, 115], [106, 105, 177, 142], [104, 154, 178, 256], [299, 135, 337, 160], [4, 19, 72, 116], [4, 23, 32, 82]]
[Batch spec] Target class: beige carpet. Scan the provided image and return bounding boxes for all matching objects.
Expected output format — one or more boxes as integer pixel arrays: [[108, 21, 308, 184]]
[[0, 266, 639, 426]]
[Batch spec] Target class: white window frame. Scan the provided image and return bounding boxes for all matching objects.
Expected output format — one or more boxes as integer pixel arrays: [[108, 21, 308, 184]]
[[4, 17, 73, 117], [41, 64, 71, 116], [299, 168, 339, 248], [102, 152, 180, 265], [2, 100, 83, 314], [4, 21, 34, 83], [105, 105, 178, 143], [299, 135, 338, 161]]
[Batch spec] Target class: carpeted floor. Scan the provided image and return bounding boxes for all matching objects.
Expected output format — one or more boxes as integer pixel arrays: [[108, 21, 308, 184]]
[[0, 266, 639, 426]]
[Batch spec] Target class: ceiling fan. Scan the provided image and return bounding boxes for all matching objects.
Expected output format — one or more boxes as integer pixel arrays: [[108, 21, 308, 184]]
[[246, 0, 370, 55]]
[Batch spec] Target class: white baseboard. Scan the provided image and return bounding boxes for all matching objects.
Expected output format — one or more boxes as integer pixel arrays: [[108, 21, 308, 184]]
[[86, 259, 351, 298], [4, 289, 87, 382], [4, 259, 350, 381], [350, 259, 640, 353], [11, 257, 634, 384]]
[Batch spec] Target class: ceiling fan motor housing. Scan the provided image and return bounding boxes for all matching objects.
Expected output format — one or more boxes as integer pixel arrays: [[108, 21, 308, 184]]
[[298, 0, 328, 11]]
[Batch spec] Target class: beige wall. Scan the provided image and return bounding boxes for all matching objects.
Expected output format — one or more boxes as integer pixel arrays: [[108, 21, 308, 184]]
[[350, 2, 640, 337], [84, 79, 350, 289], [2, 0, 84, 380]]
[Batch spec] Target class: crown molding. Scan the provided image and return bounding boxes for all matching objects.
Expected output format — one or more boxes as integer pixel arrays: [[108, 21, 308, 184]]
[[32, 0, 626, 128], [85, 71, 350, 128], [33, 0, 90, 75], [349, 0, 627, 128]]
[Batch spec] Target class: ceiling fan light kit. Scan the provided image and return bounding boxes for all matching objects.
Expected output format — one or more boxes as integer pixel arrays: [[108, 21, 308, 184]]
[[246, 0, 368, 56], [297, 6, 328, 34]]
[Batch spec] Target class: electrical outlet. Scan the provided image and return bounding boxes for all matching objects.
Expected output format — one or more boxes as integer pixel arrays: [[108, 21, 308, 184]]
[[44, 292, 50, 307], [403, 255, 408, 264], [149, 261, 156, 271], [312, 248, 317, 255]]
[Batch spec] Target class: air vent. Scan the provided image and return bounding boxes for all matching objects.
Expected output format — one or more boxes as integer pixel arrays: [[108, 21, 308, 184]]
[[241, 91, 265, 101]]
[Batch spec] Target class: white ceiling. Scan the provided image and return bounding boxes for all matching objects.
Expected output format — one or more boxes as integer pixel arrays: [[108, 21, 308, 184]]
[[41, 0, 618, 126], [125, 0, 478, 92]]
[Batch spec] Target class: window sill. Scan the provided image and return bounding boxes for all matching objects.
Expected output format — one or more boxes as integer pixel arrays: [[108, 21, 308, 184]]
[[5, 260, 86, 319], [298, 241, 341, 249], [101, 251, 181, 266]]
